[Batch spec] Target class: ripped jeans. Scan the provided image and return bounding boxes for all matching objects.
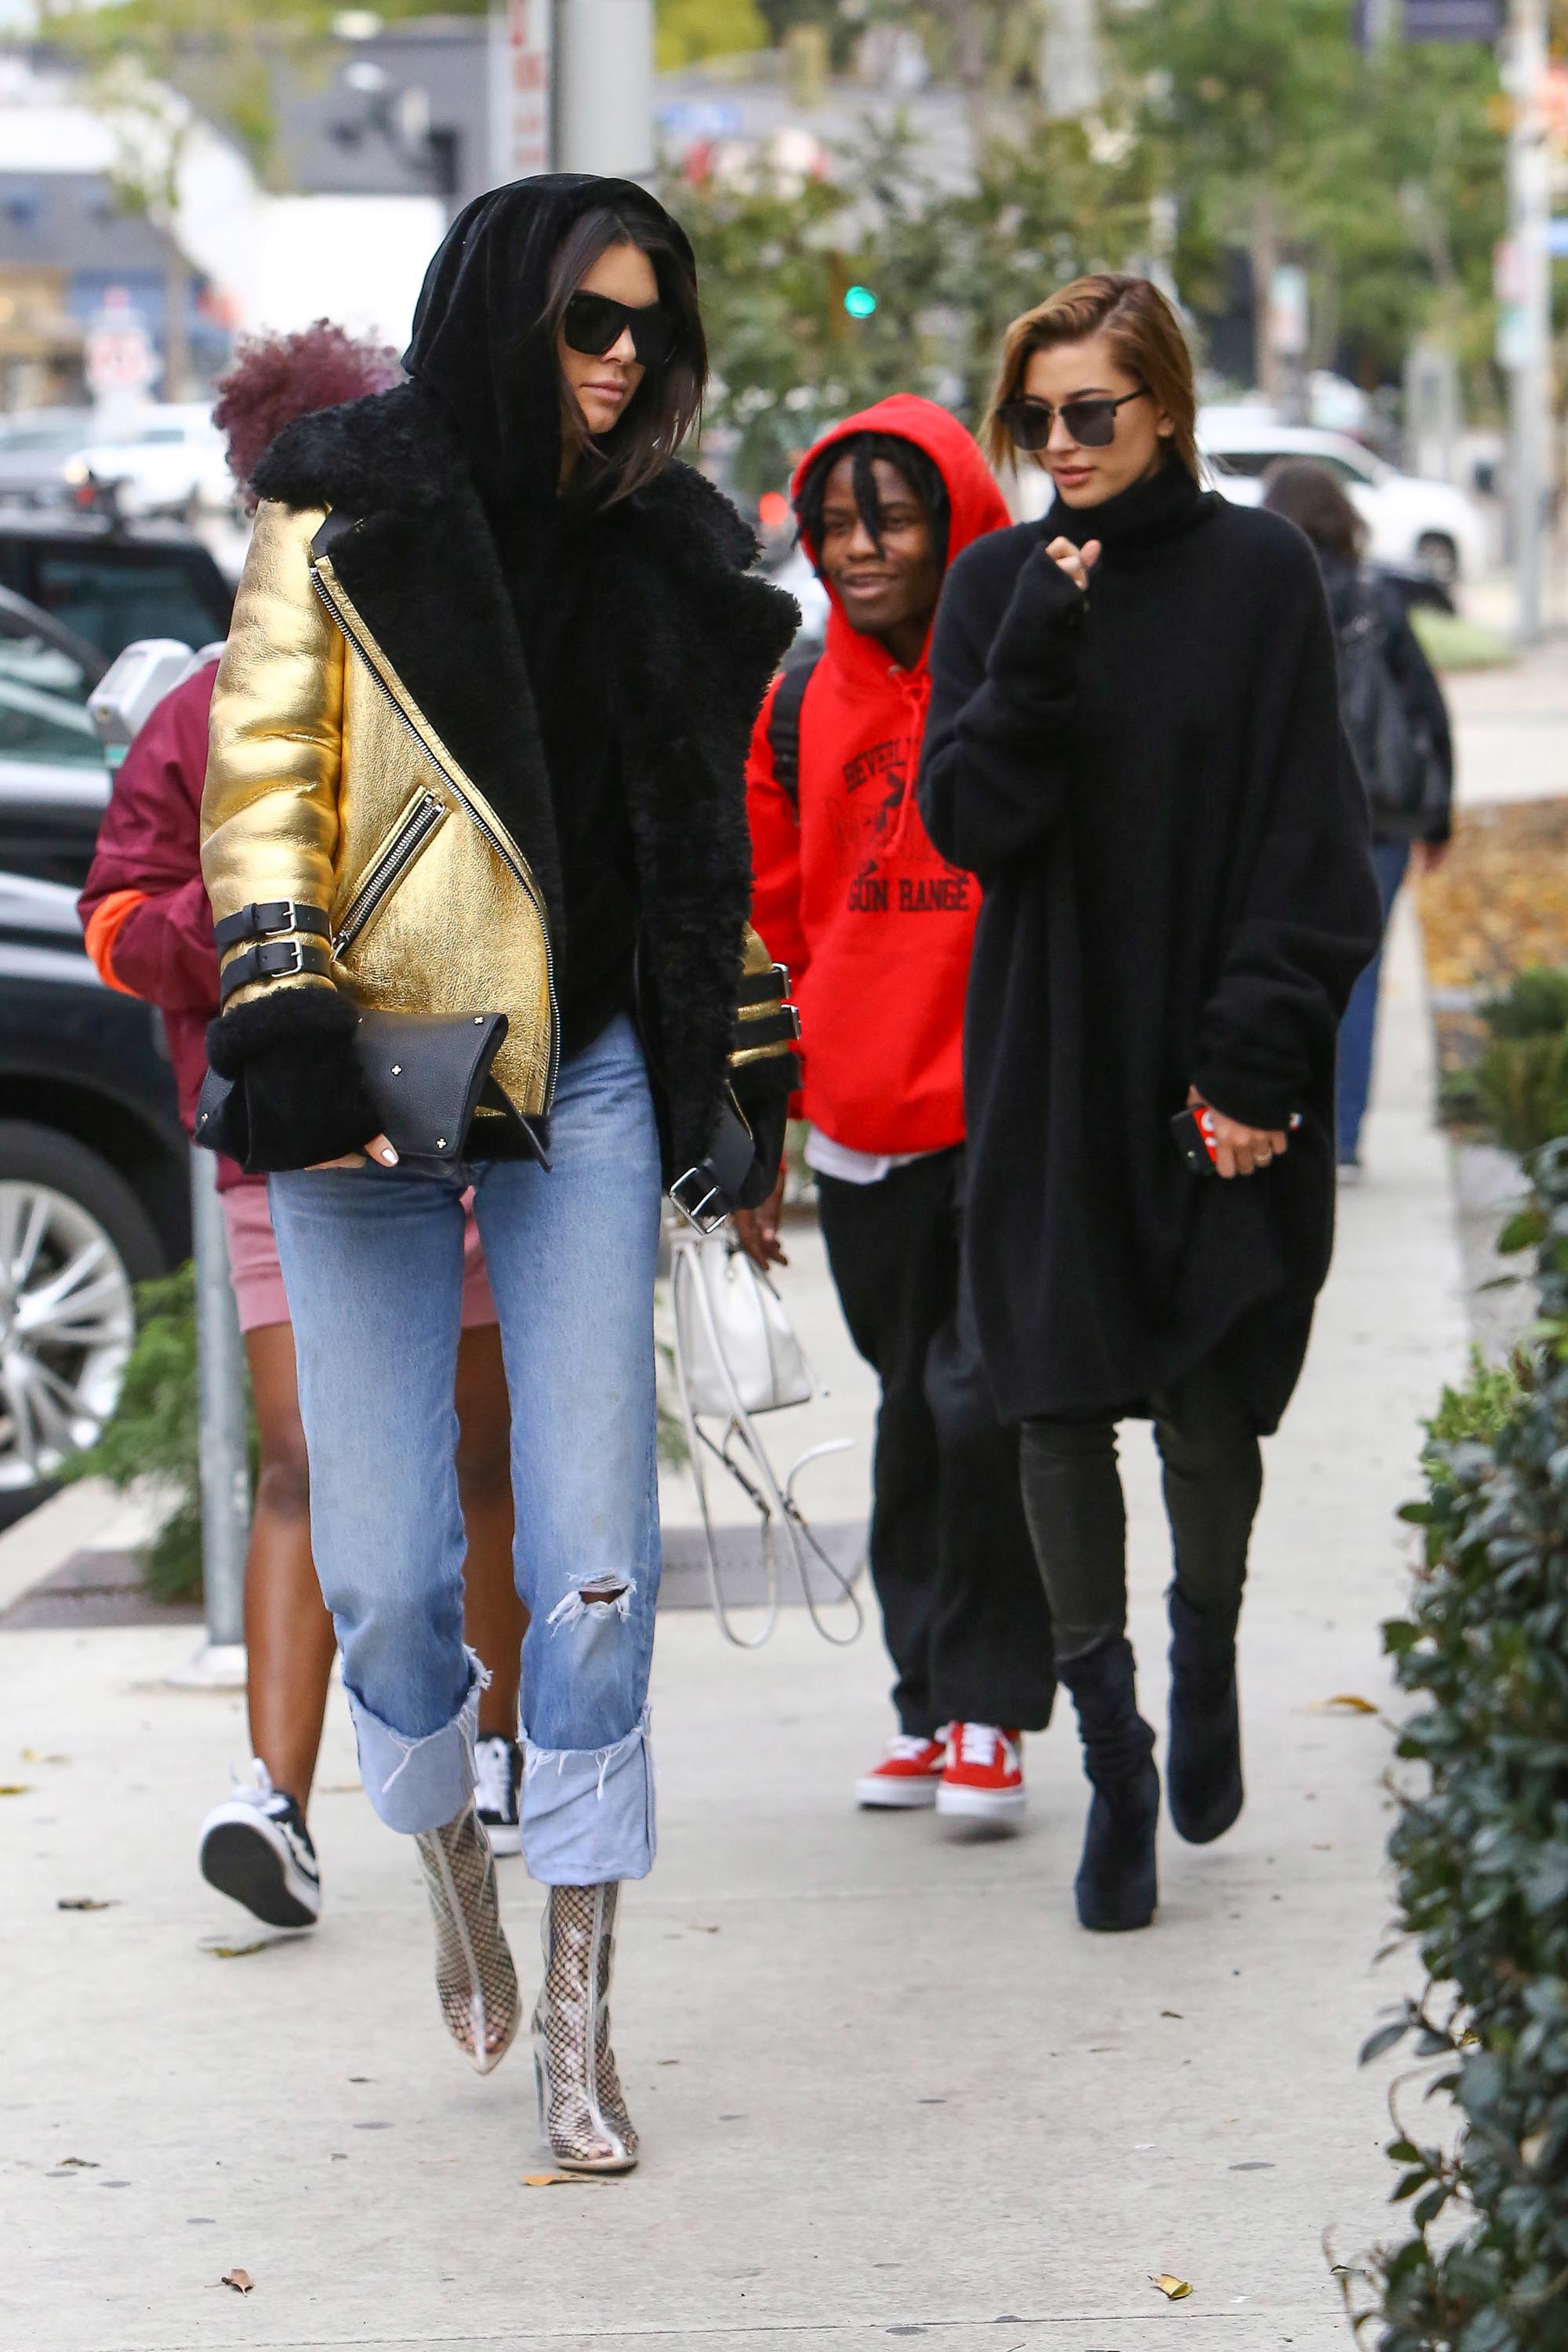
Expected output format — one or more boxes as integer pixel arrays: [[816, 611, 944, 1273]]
[[267, 1014, 662, 1884]]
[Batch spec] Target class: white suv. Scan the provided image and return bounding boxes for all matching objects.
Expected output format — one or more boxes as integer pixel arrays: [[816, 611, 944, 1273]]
[[1197, 409, 1490, 585]]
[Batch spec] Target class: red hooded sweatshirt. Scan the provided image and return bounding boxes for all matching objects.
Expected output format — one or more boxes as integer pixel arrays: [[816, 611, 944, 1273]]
[[76, 659, 253, 1190], [746, 395, 1009, 1156]]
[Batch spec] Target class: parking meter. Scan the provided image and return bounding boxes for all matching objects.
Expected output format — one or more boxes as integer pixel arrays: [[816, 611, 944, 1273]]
[[87, 638, 225, 767]]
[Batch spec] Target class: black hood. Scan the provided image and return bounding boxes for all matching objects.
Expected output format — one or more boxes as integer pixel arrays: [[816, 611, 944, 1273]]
[[401, 172, 694, 511]]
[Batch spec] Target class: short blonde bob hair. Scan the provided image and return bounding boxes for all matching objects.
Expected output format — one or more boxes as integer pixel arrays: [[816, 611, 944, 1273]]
[[983, 272, 1200, 483]]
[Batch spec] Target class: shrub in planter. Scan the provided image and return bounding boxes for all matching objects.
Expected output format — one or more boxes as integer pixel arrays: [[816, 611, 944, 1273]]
[[61, 1261, 256, 1604], [1349, 1138, 1568, 2347]]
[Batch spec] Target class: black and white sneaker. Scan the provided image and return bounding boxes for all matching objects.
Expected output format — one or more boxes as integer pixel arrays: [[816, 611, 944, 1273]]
[[199, 1760, 321, 1929], [474, 1734, 522, 1857]]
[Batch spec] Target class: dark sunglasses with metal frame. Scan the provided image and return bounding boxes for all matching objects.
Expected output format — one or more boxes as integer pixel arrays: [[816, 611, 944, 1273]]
[[997, 385, 1149, 452], [562, 289, 679, 369]]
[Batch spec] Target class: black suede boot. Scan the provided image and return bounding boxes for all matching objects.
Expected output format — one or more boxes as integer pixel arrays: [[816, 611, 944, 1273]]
[[1057, 1636, 1159, 1932], [1167, 1588, 1243, 1846]]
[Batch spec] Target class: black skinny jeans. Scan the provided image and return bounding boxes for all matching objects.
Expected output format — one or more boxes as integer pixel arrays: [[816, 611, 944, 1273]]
[[1018, 1361, 1262, 1664], [817, 1149, 1055, 1738]]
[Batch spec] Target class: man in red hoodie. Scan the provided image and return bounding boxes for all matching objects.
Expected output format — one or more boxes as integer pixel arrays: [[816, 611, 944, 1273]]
[[739, 395, 1054, 1825]]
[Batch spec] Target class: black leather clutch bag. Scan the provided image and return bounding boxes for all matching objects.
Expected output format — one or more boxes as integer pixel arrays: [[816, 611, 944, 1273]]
[[354, 1007, 514, 1162], [197, 1006, 539, 1170]]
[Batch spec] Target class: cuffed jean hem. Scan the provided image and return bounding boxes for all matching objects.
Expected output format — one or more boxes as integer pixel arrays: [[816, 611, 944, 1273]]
[[346, 1647, 484, 1835], [519, 1705, 656, 1886]]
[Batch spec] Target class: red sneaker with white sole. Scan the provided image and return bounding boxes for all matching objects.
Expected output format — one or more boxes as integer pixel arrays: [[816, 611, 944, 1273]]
[[855, 1732, 949, 1810], [936, 1722, 1025, 1827]]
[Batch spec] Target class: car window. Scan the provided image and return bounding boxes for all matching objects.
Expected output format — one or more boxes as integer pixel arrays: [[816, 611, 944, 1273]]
[[1209, 450, 1272, 477], [138, 426, 188, 445], [0, 425, 89, 456], [0, 608, 99, 767], [30, 553, 221, 662], [1319, 451, 1377, 485]]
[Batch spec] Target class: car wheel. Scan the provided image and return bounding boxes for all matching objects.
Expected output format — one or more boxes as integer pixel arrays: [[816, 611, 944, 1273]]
[[0, 1121, 163, 1498], [1417, 532, 1460, 586]]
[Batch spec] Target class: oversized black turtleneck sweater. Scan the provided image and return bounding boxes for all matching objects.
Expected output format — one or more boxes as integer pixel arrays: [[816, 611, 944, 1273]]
[[918, 459, 1381, 1434]]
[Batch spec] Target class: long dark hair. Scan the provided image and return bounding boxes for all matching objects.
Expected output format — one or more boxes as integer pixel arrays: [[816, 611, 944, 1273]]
[[1260, 459, 1367, 563], [544, 204, 706, 503]]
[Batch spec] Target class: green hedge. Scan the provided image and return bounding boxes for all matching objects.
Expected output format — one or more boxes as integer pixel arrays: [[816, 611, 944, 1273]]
[[1351, 1138, 1568, 2348]]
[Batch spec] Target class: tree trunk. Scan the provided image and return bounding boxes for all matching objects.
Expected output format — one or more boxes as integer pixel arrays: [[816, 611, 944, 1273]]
[[1249, 187, 1279, 406]]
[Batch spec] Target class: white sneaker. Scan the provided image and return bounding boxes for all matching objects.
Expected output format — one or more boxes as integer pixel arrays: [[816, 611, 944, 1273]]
[[199, 1760, 321, 1929], [474, 1733, 523, 1857]]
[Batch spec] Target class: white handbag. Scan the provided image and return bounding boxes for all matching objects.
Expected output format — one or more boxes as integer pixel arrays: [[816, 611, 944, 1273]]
[[666, 1224, 863, 1650], [670, 1230, 814, 1417]]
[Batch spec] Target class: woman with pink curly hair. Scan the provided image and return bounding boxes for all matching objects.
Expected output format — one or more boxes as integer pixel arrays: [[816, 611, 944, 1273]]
[[80, 322, 527, 1932]]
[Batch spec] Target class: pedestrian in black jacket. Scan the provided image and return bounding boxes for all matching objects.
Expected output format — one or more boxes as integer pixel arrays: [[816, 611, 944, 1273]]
[[1261, 459, 1454, 1175], [918, 274, 1381, 1935]]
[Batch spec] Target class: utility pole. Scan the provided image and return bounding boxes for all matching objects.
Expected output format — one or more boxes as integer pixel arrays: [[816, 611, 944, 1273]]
[[554, 0, 655, 182], [1501, 0, 1552, 643]]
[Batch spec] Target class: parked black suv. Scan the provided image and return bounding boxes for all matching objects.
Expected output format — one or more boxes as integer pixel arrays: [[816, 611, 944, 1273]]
[[0, 869, 188, 1502], [0, 506, 232, 667], [0, 574, 199, 1505]]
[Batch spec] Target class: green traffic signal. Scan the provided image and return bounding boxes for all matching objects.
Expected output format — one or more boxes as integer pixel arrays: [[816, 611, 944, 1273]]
[[844, 285, 877, 319]]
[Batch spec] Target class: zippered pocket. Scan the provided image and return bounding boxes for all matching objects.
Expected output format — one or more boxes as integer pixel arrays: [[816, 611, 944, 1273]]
[[332, 788, 445, 959]]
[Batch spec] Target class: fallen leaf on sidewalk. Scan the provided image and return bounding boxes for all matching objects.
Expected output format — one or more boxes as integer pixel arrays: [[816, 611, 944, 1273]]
[[56, 2158, 98, 2169], [1150, 2274, 1193, 2301], [1315, 1694, 1378, 1715], [21, 1750, 68, 1763], [1160, 2009, 1184, 2019], [522, 2172, 591, 2189], [221, 2270, 254, 2294], [0, 1783, 30, 1795], [57, 1898, 117, 1912]]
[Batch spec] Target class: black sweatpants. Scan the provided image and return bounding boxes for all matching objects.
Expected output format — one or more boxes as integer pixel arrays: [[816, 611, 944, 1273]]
[[816, 1147, 1055, 1738], [1018, 1359, 1263, 1664]]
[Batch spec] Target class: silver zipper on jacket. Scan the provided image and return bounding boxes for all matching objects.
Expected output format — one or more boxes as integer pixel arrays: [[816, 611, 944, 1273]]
[[310, 563, 561, 1112], [331, 788, 445, 958]]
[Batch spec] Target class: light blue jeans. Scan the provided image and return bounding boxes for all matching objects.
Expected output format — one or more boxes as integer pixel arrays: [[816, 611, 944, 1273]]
[[268, 1014, 662, 1884], [1336, 838, 1410, 1166]]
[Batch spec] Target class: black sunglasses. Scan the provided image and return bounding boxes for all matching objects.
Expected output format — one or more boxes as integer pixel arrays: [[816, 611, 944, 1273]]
[[997, 387, 1149, 452], [562, 289, 678, 369]]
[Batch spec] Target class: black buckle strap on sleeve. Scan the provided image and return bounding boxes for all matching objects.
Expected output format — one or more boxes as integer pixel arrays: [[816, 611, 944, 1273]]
[[736, 962, 790, 1009], [212, 900, 332, 953], [731, 1005, 801, 1056], [670, 1098, 757, 1235], [218, 938, 333, 1007]]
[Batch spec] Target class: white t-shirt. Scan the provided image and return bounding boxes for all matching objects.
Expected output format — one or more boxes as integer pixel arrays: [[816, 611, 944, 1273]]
[[804, 1128, 944, 1188]]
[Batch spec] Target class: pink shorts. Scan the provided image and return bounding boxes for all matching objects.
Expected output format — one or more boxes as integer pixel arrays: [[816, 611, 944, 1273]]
[[219, 1181, 499, 1336]]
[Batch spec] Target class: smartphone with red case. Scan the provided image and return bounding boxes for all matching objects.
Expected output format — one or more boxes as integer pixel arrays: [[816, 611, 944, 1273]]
[[1171, 1105, 1303, 1176]]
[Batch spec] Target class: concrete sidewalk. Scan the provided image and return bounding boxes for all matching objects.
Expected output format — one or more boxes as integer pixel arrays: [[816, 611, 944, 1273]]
[[1, 897, 1467, 2352]]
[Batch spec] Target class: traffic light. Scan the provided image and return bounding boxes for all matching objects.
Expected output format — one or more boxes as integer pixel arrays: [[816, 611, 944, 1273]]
[[843, 285, 878, 319]]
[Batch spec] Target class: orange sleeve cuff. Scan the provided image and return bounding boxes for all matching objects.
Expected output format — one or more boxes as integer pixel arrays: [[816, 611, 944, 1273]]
[[83, 889, 150, 996]]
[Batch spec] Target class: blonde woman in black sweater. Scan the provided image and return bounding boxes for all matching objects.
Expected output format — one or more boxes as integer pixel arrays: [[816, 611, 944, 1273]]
[[920, 275, 1381, 1935]]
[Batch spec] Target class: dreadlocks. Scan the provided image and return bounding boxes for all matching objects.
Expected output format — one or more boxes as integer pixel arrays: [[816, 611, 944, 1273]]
[[793, 431, 953, 576]]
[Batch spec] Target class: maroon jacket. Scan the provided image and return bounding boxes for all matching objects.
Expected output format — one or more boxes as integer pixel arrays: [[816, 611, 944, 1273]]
[[78, 660, 253, 1191]]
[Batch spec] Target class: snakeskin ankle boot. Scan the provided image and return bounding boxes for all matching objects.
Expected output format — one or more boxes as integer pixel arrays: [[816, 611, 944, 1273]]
[[532, 1882, 638, 2172], [413, 1799, 521, 2074]]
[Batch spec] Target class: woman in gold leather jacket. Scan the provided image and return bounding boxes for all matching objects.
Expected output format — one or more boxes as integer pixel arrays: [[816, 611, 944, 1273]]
[[198, 176, 798, 2172]]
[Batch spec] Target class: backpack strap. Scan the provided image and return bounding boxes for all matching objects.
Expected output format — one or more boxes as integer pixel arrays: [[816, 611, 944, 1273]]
[[765, 655, 818, 816]]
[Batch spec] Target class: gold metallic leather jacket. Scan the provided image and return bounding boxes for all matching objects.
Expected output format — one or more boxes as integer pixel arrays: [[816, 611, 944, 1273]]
[[201, 497, 789, 1142]]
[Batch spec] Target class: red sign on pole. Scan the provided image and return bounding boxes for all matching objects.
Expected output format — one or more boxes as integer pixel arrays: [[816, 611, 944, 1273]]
[[490, 0, 553, 180]]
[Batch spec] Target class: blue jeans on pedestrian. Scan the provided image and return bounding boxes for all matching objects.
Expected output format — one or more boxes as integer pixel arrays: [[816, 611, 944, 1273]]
[[1336, 838, 1410, 1167], [267, 1014, 663, 1885]]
